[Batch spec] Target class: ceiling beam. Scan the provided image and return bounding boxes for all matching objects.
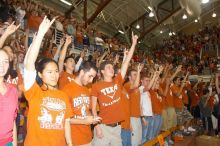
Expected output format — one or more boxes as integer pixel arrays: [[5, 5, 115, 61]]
[[86, 0, 113, 25], [84, 0, 87, 28], [138, 6, 181, 41], [158, 7, 171, 13], [64, 0, 84, 17]]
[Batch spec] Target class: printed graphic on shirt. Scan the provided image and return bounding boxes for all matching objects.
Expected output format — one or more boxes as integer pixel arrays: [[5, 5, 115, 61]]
[[72, 94, 90, 119], [38, 97, 66, 129], [67, 76, 74, 82], [7, 76, 18, 85], [100, 84, 121, 107]]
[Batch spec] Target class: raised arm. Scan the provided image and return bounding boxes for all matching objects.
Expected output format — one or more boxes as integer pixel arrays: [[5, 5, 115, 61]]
[[58, 35, 72, 74], [170, 65, 182, 82], [24, 17, 55, 71], [215, 73, 220, 94], [0, 22, 20, 48], [120, 32, 138, 79], [130, 64, 144, 89], [54, 37, 64, 62], [24, 17, 55, 91]]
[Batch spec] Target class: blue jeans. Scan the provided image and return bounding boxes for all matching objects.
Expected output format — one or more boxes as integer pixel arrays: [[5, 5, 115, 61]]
[[6, 142, 13, 146], [141, 116, 154, 144], [152, 115, 163, 138], [121, 128, 131, 146]]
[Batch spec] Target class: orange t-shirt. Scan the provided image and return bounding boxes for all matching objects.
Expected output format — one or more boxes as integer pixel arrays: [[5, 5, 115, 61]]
[[124, 82, 140, 117], [182, 88, 189, 105], [62, 81, 92, 145], [28, 15, 42, 31], [149, 89, 163, 115], [24, 82, 73, 146], [191, 91, 200, 107], [58, 71, 75, 89], [159, 83, 168, 109], [170, 84, 184, 109], [121, 88, 131, 130], [91, 73, 125, 124], [208, 95, 215, 109]]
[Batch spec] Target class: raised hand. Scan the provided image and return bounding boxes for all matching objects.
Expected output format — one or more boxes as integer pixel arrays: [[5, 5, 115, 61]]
[[59, 37, 64, 46], [131, 31, 138, 46], [64, 35, 72, 46], [137, 63, 144, 73], [176, 65, 182, 72], [4, 22, 20, 36], [38, 16, 55, 36]]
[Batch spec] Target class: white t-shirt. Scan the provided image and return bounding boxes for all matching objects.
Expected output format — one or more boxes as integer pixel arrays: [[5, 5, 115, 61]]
[[95, 37, 104, 46], [139, 86, 153, 116]]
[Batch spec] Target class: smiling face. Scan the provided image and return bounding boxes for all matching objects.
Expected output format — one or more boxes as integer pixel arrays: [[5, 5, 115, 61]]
[[101, 64, 114, 79], [0, 50, 9, 77]]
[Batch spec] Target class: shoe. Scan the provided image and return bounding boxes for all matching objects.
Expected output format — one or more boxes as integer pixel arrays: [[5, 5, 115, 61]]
[[188, 126, 196, 132], [182, 131, 192, 136], [168, 139, 174, 145]]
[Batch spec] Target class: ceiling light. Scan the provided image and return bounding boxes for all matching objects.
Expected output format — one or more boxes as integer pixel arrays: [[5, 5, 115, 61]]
[[138, 41, 141, 44], [169, 32, 172, 36], [212, 12, 216, 17], [149, 11, 154, 17], [136, 24, 140, 29], [148, 6, 153, 11], [60, 0, 72, 6], [201, 0, 209, 4], [172, 32, 176, 35], [182, 14, 187, 19], [118, 30, 124, 34], [195, 19, 198, 23], [160, 30, 163, 34]]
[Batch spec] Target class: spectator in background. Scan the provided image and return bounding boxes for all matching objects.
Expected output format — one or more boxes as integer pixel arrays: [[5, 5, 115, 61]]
[[95, 31, 104, 53]]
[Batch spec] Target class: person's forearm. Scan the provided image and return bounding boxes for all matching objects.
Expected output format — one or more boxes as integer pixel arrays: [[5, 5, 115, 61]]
[[12, 121, 17, 146], [0, 33, 8, 48], [65, 119, 72, 146]]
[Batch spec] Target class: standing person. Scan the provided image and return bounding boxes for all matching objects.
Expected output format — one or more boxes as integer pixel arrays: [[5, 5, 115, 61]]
[[140, 71, 157, 144], [170, 73, 194, 134], [58, 35, 84, 89], [0, 49, 18, 146], [0, 20, 20, 146], [23, 16, 100, 146], [124, 64, 143, 146], [62, 61, 100, 146], [215, 73, 220, 136], [91, 32, 138, 146]]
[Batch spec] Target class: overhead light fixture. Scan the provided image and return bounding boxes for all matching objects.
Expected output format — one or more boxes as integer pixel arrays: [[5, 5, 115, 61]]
[[136, 24, 140, 29], [149, 11, 154, 17], [195, 19, 198, 23], [182, 14, 187, 19], [60, 0, 72, 6], [172, 32, 176, 35], [201, 0, 209, 4], [169, 32, 172, 36], [212, 12, 216, 17], [148, 6, 153, 11], [160, 30, 163, 34], [138, 41, 141, 44], [118, 30, 124, 34]]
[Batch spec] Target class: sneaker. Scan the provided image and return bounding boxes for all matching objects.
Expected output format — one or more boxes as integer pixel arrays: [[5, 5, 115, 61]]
[[182, 131, 192, 136], [168, 139, 174, 145], [188, 126, 196, 132]]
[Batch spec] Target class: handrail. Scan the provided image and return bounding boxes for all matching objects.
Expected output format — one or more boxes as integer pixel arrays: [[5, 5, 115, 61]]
[[142, 126, 180, 146]]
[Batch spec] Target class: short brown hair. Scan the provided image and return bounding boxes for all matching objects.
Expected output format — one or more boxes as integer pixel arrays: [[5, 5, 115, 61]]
[[99, 61, 113, 71]]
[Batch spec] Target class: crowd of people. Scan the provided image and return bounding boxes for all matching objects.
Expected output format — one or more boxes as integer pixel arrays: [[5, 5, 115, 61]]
[[1, 0, 220, 146]]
